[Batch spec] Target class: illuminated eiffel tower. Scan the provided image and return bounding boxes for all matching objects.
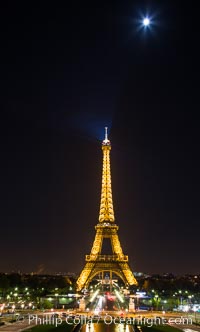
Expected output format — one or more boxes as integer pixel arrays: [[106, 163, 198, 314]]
[[76, 128, 137, 291]]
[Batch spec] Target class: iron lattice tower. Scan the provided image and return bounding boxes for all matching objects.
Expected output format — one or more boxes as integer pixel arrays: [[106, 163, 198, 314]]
[[76, 128, 137, 291]]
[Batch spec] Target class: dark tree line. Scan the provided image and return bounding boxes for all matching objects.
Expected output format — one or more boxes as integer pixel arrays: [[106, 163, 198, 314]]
[[0, 273, 75, 296], [138, 275, 200, 294]]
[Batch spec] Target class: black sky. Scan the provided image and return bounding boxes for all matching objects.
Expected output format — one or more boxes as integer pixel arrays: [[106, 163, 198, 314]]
[[0, 1, 199, 275]]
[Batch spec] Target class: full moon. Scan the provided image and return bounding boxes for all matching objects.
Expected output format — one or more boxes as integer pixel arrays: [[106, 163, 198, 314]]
[[143, 18, 150, 26]]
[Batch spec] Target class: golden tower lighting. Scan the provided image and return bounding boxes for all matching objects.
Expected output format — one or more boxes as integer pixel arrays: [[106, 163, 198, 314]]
[[76, 127, 137, 291]]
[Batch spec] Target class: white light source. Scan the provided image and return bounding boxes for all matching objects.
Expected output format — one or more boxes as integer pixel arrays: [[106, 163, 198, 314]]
[[143, 18, 150, 26], [90, 289, 99, 303]]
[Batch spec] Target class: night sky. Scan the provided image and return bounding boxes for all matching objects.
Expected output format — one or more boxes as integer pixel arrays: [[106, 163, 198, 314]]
[[0, 1, 199, 275]]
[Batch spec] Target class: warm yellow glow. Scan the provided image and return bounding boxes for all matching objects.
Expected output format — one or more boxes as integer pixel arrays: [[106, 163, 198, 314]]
[[99, 144, 115, 222], [76, 131, 138, 291]]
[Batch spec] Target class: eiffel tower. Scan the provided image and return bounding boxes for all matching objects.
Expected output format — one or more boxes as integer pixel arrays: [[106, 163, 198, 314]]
[[76, 128, 137, 291]]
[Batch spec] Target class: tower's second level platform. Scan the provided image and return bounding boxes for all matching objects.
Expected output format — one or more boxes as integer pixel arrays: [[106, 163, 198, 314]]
[[85, 254, 128, 262]]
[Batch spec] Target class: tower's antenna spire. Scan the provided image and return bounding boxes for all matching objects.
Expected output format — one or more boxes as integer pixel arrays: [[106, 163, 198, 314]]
[[105, 126, 108, 141], [103, 126, 110, 145]]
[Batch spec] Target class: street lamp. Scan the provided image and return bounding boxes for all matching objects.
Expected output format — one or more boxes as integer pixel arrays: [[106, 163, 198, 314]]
[[55, 293, 59, 309], [154, 295, 159, 311]]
